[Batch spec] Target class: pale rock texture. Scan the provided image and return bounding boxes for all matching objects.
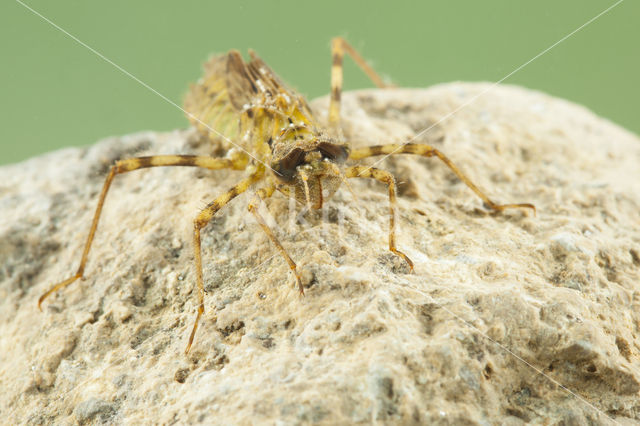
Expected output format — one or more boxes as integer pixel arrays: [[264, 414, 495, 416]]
[[1, 83, 639, 424]]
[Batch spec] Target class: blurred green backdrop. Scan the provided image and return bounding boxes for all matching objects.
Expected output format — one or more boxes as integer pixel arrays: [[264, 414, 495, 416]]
[[2, 1, 638, 165]]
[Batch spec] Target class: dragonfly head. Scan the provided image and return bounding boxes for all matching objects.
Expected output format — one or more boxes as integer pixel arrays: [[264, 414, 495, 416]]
[[272, 141, 349, 209]]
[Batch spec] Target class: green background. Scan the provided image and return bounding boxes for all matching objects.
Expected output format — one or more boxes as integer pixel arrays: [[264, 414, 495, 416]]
[[2, 1, 638, 166]]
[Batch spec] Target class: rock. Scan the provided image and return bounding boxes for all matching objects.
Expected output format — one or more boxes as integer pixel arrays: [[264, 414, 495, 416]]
[[1, 83, 639, 424], [74, 398, 117, 424]]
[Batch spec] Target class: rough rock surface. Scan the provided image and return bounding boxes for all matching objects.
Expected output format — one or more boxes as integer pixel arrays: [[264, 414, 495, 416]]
[[1, 83, 639, 425]]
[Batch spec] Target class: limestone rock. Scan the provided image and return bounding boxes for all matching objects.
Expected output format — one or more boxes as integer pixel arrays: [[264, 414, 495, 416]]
[[1, 83, 639, 424]]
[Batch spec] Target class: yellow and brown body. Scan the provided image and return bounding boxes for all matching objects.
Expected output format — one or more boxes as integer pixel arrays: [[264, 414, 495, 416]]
[[184, 49, 351, 209]]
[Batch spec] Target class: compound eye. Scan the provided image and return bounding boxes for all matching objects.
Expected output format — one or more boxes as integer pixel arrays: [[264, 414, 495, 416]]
[[272, 147, 305, 182], [317, 142, 348, 162]]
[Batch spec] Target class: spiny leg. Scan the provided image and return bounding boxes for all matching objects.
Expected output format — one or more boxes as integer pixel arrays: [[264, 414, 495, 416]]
[[348, 143, 536, 214], [38, 155, 247, 310], [187, 170, 263, 354], [345, 165, 414, 271], [328, 36, 392, 129], [247, 183, 304, 295]]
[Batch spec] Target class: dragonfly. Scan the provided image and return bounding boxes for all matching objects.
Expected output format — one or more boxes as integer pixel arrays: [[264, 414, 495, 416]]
[[38, 37, 535, 354]]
